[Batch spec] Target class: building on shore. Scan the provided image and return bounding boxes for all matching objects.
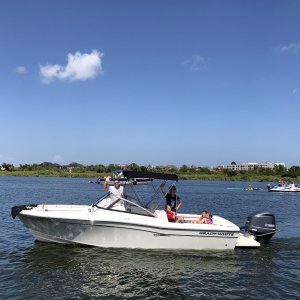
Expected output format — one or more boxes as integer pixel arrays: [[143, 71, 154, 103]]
[[216, 162, 285, 171]]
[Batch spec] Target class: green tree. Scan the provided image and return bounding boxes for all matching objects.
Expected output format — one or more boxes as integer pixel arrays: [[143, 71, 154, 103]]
[[179, 165, 188, 173], [222, 169, 237, 177], [287, 166, 300, 178], [128, 163, 140, 171], [68, 162, 84, 168], [19, 164, 32, 171], [274, 164, 286, 175], [2, 163, 14, 171], [140, 165, 148, 172], [106, 164, 121, 172]]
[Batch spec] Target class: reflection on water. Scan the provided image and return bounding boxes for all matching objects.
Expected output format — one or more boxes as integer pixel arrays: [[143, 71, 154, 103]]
[[5, 238, 299, 299], [18, 243, 239, 299]]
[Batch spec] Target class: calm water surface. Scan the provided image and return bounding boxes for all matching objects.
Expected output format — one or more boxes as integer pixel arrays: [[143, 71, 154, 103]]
[[0, 177, 299, 299]]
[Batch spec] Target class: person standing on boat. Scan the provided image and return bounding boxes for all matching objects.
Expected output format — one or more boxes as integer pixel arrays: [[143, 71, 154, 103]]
[[159, 183, 182, 212], [103, 177, 126, 207]]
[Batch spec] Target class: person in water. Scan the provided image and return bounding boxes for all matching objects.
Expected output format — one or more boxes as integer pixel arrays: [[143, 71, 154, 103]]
[[159, 182, 182, 212]]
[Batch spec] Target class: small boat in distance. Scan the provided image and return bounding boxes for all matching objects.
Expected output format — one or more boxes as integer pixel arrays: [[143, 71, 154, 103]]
[[89, 170, 154, 185], [268, 182, 300, 192], [227, 186, 263, 191], [244, 185, 254, 191], [244, 185, 263, 191]]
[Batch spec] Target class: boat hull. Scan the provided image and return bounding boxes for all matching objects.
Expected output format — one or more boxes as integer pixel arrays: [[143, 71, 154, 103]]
[[269, 187, 300, 192], [18, 211, 239, 250]]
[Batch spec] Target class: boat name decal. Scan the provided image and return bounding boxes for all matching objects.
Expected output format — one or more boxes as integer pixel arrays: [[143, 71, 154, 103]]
[[199, 231, 235, 237]]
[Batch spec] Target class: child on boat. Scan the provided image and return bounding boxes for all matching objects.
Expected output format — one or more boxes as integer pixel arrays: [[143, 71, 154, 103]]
[[206, 213, 213, 224], [197, 210, 213, 224], [165, 205, 184, 223]]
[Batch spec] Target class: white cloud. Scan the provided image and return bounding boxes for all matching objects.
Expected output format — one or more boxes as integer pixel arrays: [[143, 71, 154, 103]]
[[182, 55, 208, 71], [39, 50, 104, 83], [292, 88, 298, 94], [14, 66, 28, 74], [279, 43, 300, 53]]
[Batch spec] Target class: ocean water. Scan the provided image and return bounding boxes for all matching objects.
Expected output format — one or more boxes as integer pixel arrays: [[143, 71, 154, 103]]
[[0, 176, 299, 299]]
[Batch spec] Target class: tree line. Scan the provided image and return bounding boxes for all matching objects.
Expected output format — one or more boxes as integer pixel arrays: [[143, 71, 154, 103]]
[[1, 162, 300, 180]]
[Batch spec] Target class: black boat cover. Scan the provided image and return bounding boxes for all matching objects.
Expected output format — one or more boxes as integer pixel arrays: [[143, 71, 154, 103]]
[[122, 170, 178, 181]]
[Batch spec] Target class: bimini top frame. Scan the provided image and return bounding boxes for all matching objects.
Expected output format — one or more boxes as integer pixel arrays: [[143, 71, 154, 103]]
[[122, 170, 178, 182]]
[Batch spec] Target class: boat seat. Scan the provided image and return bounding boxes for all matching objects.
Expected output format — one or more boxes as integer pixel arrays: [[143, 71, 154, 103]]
[[155, 210, 168, 222]]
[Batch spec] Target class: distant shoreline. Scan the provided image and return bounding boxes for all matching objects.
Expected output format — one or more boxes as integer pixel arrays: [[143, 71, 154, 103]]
[[1, 170, 297, 183]]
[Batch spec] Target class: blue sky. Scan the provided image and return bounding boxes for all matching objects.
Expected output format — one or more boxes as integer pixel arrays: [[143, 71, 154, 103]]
[[1, 0, 300, 167]]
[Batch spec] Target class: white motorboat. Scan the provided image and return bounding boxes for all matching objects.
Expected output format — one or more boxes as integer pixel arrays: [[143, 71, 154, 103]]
[[268, 183, 300, 192], [12, 171, 276, 250]]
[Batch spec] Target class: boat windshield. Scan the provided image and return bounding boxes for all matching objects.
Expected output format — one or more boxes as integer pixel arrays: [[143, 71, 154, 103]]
[[93, 175, 178, 216]]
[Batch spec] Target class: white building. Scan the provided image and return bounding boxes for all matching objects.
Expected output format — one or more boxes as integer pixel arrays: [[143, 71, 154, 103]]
[[217, 162, 285, 171]]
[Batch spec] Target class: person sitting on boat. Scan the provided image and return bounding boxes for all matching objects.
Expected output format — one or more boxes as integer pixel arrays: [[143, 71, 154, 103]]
[[199, 211, 213, 224], [165, 205, 184, 223], [103, 178, 126, 208], [160, 183, 182, 212], [206, 213, 213, 224], [197, 210, 208, 224]]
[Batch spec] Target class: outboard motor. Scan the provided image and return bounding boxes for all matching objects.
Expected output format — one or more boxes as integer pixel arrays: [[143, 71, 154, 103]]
[[243, 211, 276, 244]]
